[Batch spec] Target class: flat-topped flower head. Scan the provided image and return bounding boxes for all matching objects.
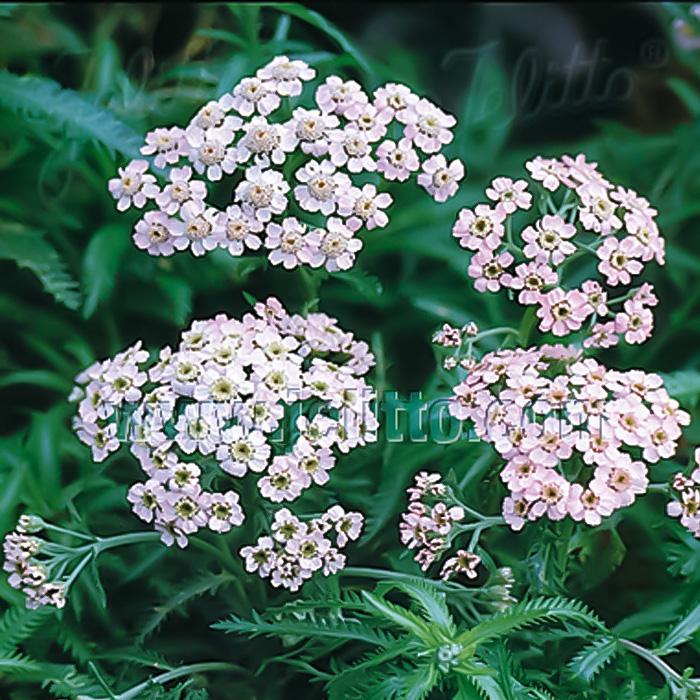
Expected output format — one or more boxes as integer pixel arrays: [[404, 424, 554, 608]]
[[451, 153, 665, 345], [438, 345, 689, 532], [110, 56, 463, 272], [70, 298, 377, 593]]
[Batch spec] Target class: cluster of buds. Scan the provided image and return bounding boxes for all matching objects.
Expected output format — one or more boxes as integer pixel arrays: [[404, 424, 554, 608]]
[[108, 55, 464, 272], [69, 297, 377, 591], [399, 472, 485, 580], [240, 506, 362, 592], [447, 345, 690, 530], [667, 447, 700, 537], [452, 154, 664, 347], [2, 517, 65, 609]]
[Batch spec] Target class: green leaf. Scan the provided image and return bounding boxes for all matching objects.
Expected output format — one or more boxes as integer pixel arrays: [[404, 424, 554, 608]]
[[81, 223, 130, 317], [264, 3, 374, 78], [457, 597, 604, 649], [568, 637, 619, 683], [214, 608, 398, 647], [655, 603, 700, 656], [0, 70, 142, 158], [0, 223, 80, 309], [362, 591, 433, 642]]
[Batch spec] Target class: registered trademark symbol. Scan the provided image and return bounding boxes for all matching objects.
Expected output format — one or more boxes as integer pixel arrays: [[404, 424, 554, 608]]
[[641, 38, 669, 68]]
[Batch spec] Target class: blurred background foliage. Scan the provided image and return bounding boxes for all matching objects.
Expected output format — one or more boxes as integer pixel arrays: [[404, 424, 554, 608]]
[[2, 2, 700, 698]]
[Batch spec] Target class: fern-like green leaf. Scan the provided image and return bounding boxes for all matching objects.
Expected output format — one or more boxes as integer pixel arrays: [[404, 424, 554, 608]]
[[138, 572, 232, 643], [0, 605, 52, 656], [214, 609, 397, 647], [568, 636, 619, 683], [654, 602, 700, 656], [457, 597, 604, 649], [388, 581, 456, 637], [0, 70, 142, 158], [362, 591, 434, 642], [0, 223, 80, 309]]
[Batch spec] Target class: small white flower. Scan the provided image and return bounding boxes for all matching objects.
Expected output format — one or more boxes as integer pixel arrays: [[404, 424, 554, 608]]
[[294, 159, 350, 215], [235, 165, 289, 221], [108, 159, 158, 211]]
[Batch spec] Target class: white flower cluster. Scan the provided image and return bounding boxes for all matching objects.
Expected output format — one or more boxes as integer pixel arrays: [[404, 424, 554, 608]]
[[70, 297, 377, 589], [240, 505, 362, 592], [108, 55, 463, 272]]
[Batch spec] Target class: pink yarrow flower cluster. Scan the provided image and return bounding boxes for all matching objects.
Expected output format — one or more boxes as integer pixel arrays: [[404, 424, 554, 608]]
[[446, 345, 689, 530], [667, 447, 700, 537], [240, 506, 362, 592], [70, 297, 377, 591], [108, 56, 464, 273], [2, 517, 66, 610], [453, 154, 665, 345], [399, 472, 482, 580]]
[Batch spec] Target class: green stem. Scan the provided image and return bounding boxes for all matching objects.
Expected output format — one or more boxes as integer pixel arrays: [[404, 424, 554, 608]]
[[94, 531, 160, 554], [41, 522, 96, 542], [81, 662, 240, 700], [619, 639, 684, 685], [64, 553, 93, 588], [471, 327, 519, 343], [647, 483, 670, 495]]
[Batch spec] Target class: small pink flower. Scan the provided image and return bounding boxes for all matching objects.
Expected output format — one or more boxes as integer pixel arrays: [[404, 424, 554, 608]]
[[417, 155, 464, 202], [224, 77, 281, 117], [581, 280, 608, 315], [315, 76, 368, 119], [485, 177, 532, 214], [328, 125, 375, 173], [401, 98, 455, 153], [615, 300, 654, 344], [536, 288, 592, 336], [141, 127, 185, 168], [567, 484, 616, 526], [578, 183, 623, 234], [256, 55, 315, 97], [155, 166, 207, 215], [265, 217, 308, 270], [375, 138, 420, 181], [509, 262, 558, 304], [633, 283, 659, 307], [133, 211, 187, 256], [350, 103, 393, 142], [294, 159, 350, 215], [108, 159, 158, 211], [373, 82, 419, 119], [521, 214, 576, 265], [217, 204, 264, 256], [525, 156, 564, 191], [302, 218, 363, 272], [502, 494, 531, 531], [583, 321, 619, 349], [177, 201, 221, 256], [284, 107, 339, 157], [468, 250, 514, 293], [452, 205, 505, 251], [597, 236, 643, 286], [337, 183, 392, 232]]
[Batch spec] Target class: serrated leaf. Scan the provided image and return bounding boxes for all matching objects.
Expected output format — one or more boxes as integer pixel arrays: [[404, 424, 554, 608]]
[[0, 70, 142, 158], [568, 637, 619, 683], [655, 603, 700, 656], [0, 223, 80, 309]]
